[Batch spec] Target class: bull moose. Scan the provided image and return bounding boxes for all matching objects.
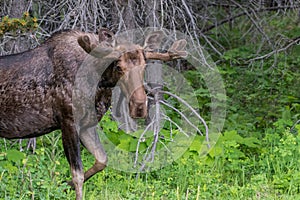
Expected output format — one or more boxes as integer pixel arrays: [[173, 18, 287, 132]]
[[0, 28, 187, 200]]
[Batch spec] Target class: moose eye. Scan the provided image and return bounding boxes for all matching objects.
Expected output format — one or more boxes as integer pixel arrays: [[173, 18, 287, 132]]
[[115, 66, 123, 73]]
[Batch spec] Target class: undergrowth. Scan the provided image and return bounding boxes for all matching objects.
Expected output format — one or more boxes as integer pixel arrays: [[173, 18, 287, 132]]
[[0, 118, 299, 199]]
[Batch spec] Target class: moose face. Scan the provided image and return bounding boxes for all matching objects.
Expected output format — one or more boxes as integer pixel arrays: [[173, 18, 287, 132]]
[[77, 28, 187, 119], [116, 47, 147, 118]]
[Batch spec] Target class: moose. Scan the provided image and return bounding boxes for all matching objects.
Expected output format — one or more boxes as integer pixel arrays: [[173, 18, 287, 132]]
[[0, 28, 187, 200]]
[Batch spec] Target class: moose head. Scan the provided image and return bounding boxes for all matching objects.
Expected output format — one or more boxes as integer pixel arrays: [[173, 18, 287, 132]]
[[77, 28, 187, 119]]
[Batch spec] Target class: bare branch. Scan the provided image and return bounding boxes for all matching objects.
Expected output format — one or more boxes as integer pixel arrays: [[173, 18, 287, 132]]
[[203, 5, 300, 33], [249, 36, 300, 62], [158, 90, 210, 148], [159, 100, 201, 136]]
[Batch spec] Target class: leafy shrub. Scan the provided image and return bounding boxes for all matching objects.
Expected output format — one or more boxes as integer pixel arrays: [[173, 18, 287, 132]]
[[0, 12, 38, 36]]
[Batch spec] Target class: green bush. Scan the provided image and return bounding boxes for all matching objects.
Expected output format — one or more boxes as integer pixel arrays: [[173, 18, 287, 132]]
[[0, 12, 38, 36]]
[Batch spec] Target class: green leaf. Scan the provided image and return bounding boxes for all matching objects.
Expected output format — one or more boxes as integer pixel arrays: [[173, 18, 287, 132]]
[[6, 149, 25, 163], [240, 137, 261, 148], [105, 132, 120, 145], [208, 146, 223, 158], [129, 139, 138, 152], [117, 134, 132, 150], [189, 135, 205, 153], [222, 130, 243, 142], [222, 130, 260, 148], [0, 161, 18, 173]]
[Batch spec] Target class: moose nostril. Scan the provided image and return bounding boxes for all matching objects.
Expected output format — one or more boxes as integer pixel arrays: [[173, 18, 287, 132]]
[[137, 103, 144, 110], [129, 100, 147, 118]]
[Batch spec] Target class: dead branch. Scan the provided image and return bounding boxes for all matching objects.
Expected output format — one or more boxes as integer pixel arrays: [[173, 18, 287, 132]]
[[248, 36, 300, 62], [203, 4, 300, 33], [158, 90, 210, 148]]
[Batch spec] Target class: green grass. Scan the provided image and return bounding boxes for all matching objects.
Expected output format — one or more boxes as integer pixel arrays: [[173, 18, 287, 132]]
[[0, 122, 299, 199]]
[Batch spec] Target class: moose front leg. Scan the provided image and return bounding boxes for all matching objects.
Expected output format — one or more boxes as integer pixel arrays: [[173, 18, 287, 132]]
[[79, 126, 107, 182], [61, 121, 84, 200]]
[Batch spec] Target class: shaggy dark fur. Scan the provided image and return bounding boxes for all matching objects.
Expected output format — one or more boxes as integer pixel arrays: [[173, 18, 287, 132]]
[[0, 28, 186, 200], [0, 30, 118, 138]]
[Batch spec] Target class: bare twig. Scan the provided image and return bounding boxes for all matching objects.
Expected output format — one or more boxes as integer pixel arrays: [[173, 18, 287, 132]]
[[203, 5, 300, 33], [158, 90, 210, 148], [159, 100, 201, 136], [139, 92, 161, 171], [230, 0, 272, 46], [291, 119, 300, 133], [249, 36, 300, 62], [133, 119, 155, 168]]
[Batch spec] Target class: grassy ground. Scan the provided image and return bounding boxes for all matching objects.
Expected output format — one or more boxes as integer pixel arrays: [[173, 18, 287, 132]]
[[0, 121, 299, 199]]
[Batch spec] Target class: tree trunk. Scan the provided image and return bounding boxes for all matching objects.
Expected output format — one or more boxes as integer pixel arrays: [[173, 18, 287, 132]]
[[145, 0, 163, 127], [10, 0, 26, 18]]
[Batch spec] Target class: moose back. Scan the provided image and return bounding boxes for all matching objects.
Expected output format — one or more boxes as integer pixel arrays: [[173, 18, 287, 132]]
[[0, 28, 186, 200]]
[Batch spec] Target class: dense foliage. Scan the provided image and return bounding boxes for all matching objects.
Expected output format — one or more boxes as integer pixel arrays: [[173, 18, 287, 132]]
[[0, 12, 38, 36]]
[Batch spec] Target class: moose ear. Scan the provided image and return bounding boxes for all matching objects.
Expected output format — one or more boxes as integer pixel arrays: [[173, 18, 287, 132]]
[[143, 31, 164, 51], [98, 28, 115, 46], [78, 35, 97, 53], [78, 34, 113, 57]]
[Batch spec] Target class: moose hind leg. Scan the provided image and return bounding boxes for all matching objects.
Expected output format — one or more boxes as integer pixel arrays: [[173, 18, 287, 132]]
[[79, 126, 107, 182], [61, 123, 84, 200]]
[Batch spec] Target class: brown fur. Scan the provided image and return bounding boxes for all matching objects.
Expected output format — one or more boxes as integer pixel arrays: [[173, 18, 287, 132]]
[[0, 30, 109, 138], [0, 29, 186, 200]]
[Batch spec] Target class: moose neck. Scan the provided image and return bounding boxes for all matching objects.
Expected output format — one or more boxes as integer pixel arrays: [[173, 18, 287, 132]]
[[97, 62, 120, 88]]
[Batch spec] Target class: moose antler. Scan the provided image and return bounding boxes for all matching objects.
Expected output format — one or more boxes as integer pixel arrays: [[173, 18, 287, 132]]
[[78, 29, 187, 61], [144, 39, 187, 61]]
